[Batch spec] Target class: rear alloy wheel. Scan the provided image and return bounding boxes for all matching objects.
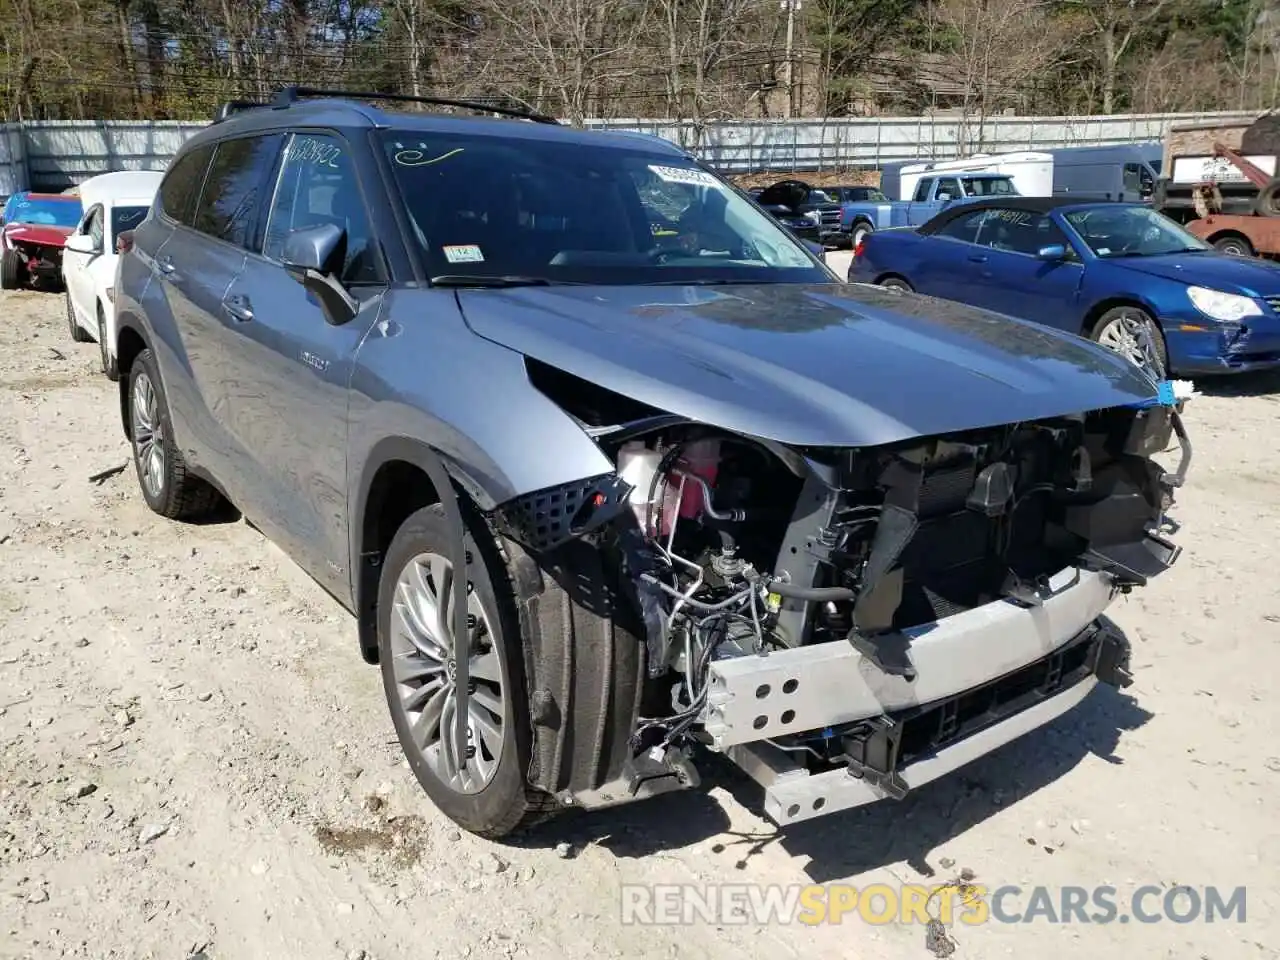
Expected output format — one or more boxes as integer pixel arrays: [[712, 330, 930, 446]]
[[1092, 306, 1168, 379], [880, 276, 913, 292], [97, 306, 118, 380], [127, 348, 222, 520], [66, 293, 92, 343], [379, 503, 546, 838]]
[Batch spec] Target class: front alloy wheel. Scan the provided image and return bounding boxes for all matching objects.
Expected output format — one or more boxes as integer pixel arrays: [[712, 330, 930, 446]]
[[389, 550, 506, 794], [1093, 307, 1167, 378]]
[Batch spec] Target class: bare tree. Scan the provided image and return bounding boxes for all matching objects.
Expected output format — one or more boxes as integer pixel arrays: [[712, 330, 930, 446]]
[[472, 0, 647, 125], [1059, 0, 1168, 113], [928, 0, 1082, 152]]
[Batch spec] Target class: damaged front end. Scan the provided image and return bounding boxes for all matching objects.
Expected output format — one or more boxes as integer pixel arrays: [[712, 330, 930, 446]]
[[489, 367, 1190, 824]]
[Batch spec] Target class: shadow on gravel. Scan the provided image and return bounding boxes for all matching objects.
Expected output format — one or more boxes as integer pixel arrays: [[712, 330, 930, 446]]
[[512, 788, 735, 857], [513, 683, 1152, 878], [1193, 369, 1280, 398], [193, 500, 243, 525], [750, 685, 1155, 883]]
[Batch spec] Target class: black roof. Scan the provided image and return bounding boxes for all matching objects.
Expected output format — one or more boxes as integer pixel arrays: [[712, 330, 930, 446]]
[[917, 196, 1134, 235]]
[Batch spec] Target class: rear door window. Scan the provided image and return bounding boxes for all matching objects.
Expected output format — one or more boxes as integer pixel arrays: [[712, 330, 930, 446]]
[[193, 135, 283, 249], [159, 144, 215, 226]]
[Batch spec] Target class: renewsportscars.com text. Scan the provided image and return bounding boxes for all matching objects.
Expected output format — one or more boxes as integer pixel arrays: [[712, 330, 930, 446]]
[[619, 882, 1247, 926]]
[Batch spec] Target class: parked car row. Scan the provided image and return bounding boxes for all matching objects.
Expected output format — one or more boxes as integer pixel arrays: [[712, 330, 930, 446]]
[[4, 91, 1190, 844], [847, 197, 1280, 376]]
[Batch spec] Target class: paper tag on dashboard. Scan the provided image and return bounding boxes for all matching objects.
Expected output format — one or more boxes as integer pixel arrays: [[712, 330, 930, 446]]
[[442, 244, 485, 264], [648, 165, 718, 187]]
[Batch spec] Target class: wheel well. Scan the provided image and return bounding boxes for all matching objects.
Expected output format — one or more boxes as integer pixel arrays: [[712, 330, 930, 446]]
[[1081, 298, 1152, 336], [1207, 230, 1253, 251], [875, 272, 911, 287], [115, 326, 147, 438], [356, 459, 442, 663]]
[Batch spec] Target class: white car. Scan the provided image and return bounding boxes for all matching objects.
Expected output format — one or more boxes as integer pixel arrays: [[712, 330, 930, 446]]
[[62, 171, 162, 379]]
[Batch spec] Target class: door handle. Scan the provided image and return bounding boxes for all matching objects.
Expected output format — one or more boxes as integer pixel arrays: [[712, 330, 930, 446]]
[[222, 294, 254, 323], [967, 253, 989, 263]]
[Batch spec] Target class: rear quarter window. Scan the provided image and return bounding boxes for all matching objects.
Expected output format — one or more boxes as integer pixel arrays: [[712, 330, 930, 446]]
[[159, 144, 215, 226]]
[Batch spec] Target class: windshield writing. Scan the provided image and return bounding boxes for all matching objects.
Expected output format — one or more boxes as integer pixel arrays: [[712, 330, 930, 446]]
[[381, 131, 826, 286]]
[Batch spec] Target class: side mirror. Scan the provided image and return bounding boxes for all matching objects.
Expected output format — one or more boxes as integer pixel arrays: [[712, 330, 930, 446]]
[[65, 233, 99, 255], [281, 223, 357, 326], [1036, 243, 1067, 261]]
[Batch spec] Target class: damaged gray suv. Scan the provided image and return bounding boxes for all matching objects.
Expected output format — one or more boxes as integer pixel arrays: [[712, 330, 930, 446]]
[[112, 87, 1190, 838]]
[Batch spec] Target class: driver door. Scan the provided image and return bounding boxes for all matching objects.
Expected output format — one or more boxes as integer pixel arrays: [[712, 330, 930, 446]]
[[960, 207, 1084, 327], [64, 204, 104, 326]]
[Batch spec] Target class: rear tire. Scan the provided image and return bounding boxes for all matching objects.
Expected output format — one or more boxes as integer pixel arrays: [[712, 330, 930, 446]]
[[66, 293, 92, 343], [1253, 178, 1280, 217], [0, 250, 20, 290], [378, 503, 554, 839], [97, 305, 118, 380], [1091, 306, 1169, 379], [127, 348, 223, 520], [1212, 234, 1254, 257], [880, 276, 913, 292]]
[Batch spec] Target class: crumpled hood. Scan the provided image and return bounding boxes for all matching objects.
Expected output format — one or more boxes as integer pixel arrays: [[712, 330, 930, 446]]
[[457, 282, 1158, 448], [1117, 251, 1280, 296], [3, 223, 73, 248]]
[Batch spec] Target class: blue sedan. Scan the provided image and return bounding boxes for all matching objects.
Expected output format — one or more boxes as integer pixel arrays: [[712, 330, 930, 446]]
[[846, 198, 1280, 376]]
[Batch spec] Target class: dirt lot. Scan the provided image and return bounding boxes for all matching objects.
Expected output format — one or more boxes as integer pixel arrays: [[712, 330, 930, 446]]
[[2, 286, 1279, 960]]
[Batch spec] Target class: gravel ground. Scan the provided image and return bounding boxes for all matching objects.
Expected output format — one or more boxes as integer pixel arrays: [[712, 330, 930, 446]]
[[2, 285, 1279, 960]]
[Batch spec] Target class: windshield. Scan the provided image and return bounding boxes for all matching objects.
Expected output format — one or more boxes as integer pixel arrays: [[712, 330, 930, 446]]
[[111, 205, 149, 239], [1064, 206, 1210, 258], [381, 130, 826, 285], [964, 178, 1016, 197], [5, 195, 82, 228]]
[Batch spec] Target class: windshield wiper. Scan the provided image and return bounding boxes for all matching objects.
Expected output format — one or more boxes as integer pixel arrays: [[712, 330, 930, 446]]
[[640, 278, 748, 286], [430, 274, 555, 288]]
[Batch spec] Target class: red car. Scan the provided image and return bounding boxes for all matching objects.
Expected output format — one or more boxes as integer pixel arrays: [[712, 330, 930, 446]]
[[1, 191, 84, 291]]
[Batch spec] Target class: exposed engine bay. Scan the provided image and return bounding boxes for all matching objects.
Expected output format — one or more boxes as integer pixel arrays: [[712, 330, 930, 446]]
[[577, 398, 1188, 800], [490, 358, 1190, 819]]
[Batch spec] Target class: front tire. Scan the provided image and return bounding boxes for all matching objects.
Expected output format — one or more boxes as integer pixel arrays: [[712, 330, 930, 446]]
[[97, 305, 119, 380], [378, 504, 549, 838], [127, 348, 222, 520], [880, 276, 913, 292], [66, 293, 92, 343], [1, 249, 21, 290], [852, 222, 873, 248], [1091, 306, 1169, 379]]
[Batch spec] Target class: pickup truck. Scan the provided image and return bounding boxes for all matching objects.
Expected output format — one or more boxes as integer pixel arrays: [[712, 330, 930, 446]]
[[842, 172, 1020, 246]]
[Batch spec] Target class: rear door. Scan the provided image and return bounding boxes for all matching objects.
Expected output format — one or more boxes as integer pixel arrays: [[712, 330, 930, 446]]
[[217, 131, 388, 594], [151, 135, 280, 484], [959, 207, 1085, 327]]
